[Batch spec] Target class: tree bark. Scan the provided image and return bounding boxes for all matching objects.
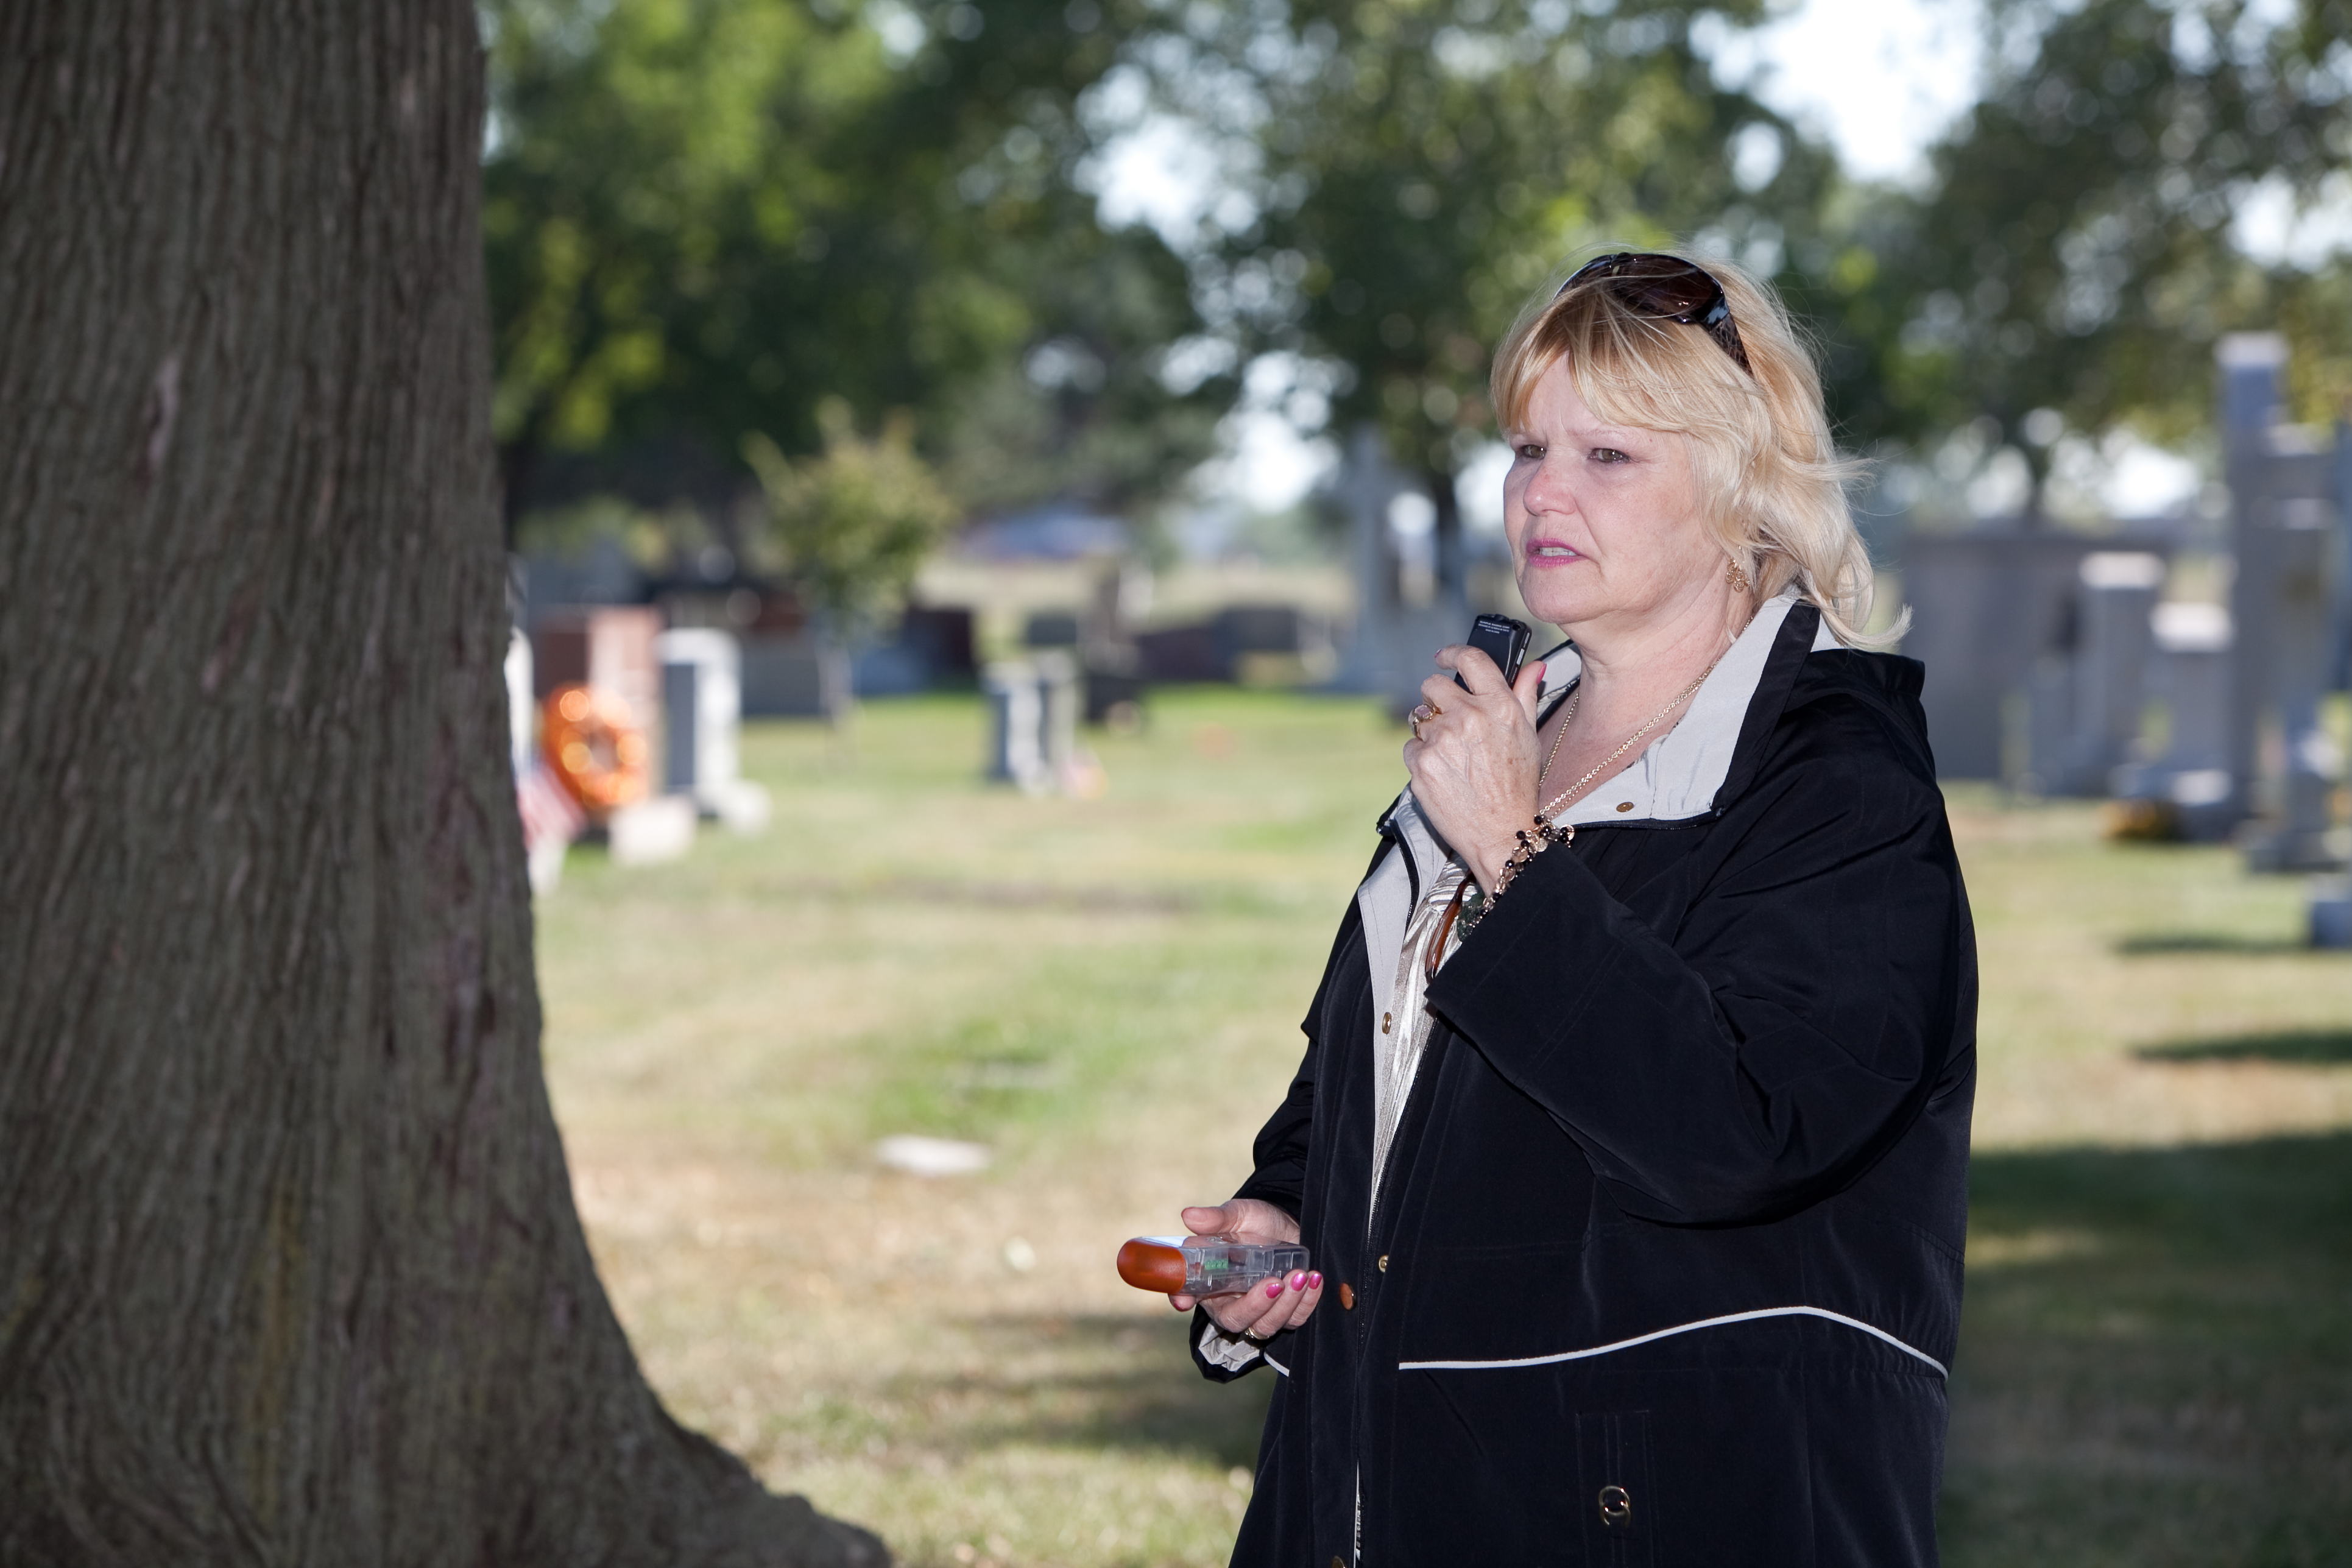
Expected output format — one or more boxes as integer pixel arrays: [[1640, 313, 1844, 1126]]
[[0, 7, 884, 1563]]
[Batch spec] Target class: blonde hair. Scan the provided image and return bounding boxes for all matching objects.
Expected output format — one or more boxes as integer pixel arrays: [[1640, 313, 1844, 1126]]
[[1489, 250, 1898, 648]]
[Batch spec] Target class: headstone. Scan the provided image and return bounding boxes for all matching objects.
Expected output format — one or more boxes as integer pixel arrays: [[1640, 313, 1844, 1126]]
[[984, 654, 1081, 794], [2332, 424, 2352, 692], [1036, 649, 1079, 785], [2017, 652, 2073, 797], [662, 659, 699, 797], [2247, 495, 2341, 869], [984, 659, 1048, 793], [2113, 601, 2236, 839], [1901, 529, 2123, 780], [2060, 551, 2165, 795], [654, 627, 769, 832], [2218, 336, 2343, 868], [2153, 602, 2234, 777]]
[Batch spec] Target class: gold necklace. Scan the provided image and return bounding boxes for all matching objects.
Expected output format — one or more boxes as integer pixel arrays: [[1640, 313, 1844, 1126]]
[[1535, 655, 1724, 822]]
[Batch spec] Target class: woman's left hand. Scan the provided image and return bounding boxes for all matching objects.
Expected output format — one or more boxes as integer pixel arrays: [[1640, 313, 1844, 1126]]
[[1404, 646, 1549, 891], [1168, 1200, 1324, 1340]]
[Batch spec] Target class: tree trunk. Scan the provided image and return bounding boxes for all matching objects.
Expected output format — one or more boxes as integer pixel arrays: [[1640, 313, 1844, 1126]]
[[815, 623, 856, 732], [0, 7, 883, 1563], [1422, 464, 1466, 605], [2002, 413, 2049, 529]]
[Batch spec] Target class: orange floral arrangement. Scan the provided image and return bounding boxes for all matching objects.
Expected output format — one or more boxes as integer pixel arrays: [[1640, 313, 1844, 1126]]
[[540, 684, 650, 820]]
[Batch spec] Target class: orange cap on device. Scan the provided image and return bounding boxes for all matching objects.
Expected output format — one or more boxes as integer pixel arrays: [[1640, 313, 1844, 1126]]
[[1117, 1237, 1188, 1293]]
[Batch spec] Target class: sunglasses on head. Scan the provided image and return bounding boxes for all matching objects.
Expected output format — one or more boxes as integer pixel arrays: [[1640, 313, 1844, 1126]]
[[1558, 252, 1753, 376]]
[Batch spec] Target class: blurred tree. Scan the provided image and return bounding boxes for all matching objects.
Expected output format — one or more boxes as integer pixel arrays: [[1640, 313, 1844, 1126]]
[[1800, 0, 2352, 517], [1148, 0, 1836, 583], [0, 2, 878, 1561], [744, 403, 958, 720], [482, 0, 1232, 532]]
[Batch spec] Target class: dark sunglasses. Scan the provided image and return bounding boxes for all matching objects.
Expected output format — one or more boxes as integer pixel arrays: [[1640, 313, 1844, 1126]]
[[1558, 252, 1753, 376]]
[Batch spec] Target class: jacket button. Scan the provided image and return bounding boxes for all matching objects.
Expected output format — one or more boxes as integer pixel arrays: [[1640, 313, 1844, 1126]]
[[1381, 1011, 1392, 1034], [1616, 800, 1634, 812], [1338, 1283, 1356, 1310], [1377, 1254, 1388, 1272], [1598, 1483, 1634, 1528], [1332, 1558, 1347, 1568]]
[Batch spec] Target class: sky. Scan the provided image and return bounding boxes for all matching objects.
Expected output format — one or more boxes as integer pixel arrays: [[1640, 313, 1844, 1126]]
[[1720, 0, 1984, 188], [1189, 0, 1996, 515]]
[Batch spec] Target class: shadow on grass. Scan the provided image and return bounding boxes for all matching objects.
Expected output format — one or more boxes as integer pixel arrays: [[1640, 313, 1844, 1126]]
[[898, 1312, 1273, 1470], [2133, 1028, 2352, 1064], [2114, 931, 2311, 956], [1946, 1134, 2352, 1567]]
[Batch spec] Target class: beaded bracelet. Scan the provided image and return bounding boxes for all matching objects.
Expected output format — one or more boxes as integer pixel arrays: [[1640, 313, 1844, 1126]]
[[1461, 816, 1573, 931]]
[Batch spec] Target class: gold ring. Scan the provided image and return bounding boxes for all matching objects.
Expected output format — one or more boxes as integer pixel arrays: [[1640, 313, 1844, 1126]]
[[1427, 699, 1444, 717], [1408, 715, 1422, 741]]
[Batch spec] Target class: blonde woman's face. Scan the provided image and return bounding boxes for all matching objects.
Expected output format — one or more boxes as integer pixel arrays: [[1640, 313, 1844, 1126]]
[[1500, 357, 1722, 634]]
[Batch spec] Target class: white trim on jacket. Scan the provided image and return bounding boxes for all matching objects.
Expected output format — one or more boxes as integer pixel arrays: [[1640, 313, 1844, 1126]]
[[1397, 1305, 1948, 1377]]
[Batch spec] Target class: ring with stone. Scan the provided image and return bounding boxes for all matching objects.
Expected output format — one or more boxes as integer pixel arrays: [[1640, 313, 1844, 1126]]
[[1242, 1328, 1270, 1344]]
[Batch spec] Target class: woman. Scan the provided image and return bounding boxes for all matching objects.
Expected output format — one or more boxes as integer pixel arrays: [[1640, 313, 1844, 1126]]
[[1165, 252, 1976, 1566]]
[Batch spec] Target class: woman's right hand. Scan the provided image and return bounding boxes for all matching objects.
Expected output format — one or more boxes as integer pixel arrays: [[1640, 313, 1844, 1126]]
[[1168, 1198, 1324, 1339], [1402, 645, 1550, 892]]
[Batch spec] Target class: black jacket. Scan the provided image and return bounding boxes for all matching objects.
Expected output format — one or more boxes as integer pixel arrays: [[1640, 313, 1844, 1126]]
[[1195, 600, 1977, 1567]]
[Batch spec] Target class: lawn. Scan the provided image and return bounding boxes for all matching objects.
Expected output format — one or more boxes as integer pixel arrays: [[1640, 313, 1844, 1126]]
[[532, 689, 2352, 1567]]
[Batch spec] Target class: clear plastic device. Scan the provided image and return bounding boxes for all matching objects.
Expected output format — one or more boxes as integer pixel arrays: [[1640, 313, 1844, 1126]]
[[1117, 1235, 1311, 1298]]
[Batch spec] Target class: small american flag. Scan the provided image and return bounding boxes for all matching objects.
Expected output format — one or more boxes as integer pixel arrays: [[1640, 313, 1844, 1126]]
[[517, 761, 586, 855]]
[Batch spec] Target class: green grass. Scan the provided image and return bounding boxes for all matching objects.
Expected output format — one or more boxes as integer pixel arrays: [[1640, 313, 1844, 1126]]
[[532, 690, 2352, 1567], [1951, 1136, 2352, 1567]]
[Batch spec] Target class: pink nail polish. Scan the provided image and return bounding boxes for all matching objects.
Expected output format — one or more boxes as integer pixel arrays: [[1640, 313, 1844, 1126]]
[[1308, 1272, 1323, 1288], [1289, 1271, 1307, 1291], [1265, 1279, 1283, 1299]]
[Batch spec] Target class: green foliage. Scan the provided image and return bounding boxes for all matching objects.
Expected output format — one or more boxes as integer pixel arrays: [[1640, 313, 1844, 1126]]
[[743, 402, 958, 629], [926, 205, 1234, 517], [479, 0, 2352, 537], [1156, 0, 2351, 514], [1143, 0, 1832, 507], [512, 493, 712, 568], [484, 0, 892, 454], [481, 0, 1232, 517], [1798, 0, 2352, 492]]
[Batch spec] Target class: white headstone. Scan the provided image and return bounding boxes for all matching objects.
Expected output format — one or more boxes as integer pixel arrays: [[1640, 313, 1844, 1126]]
[[984, 659, 1049, 794], [2219, 337, 2345, 867], [653, 627, 768, 832], [2057, 552, 2164, 795]]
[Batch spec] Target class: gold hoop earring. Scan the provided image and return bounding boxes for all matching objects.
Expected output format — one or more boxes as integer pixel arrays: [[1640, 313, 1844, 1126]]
[[1726, 559, 1750, 595]]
